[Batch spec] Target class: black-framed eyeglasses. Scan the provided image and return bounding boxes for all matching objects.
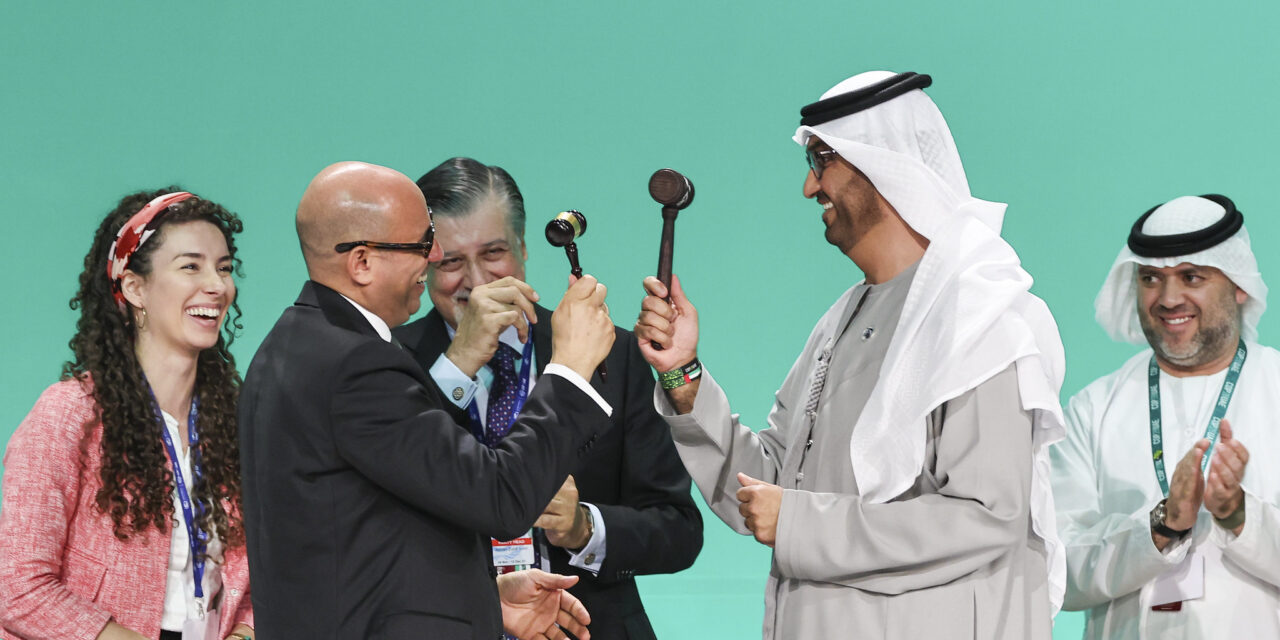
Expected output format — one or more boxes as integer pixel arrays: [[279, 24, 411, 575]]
[[806, 147, 840, 179], [335, 219, 435, 258]]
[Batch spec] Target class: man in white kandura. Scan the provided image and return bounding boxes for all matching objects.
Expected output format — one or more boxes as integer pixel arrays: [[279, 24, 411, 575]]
[[1053, 193, 1280, 638], [634, 70, 1067, 639]]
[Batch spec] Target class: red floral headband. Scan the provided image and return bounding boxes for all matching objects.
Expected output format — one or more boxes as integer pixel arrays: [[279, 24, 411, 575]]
[[107, 191, 196, 311]]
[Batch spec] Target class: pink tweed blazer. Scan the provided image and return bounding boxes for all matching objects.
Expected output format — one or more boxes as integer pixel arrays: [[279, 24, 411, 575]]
[[0, 380, 253, 640]]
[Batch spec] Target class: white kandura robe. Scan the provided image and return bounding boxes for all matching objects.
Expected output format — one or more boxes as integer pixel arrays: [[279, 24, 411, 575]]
[[1053, 342, 1280, 639], [658, 264, 1052, 639]]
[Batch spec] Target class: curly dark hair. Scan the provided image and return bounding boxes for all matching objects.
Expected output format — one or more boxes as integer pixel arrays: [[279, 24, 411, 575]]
[[62, 187, 246, 551]]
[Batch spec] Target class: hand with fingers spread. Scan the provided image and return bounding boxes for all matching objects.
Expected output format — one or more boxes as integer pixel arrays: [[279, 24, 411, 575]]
[[550, 274, 614, 381], [446, 276, 541, 377], [498, 569, 591, 640], [536, 475, 592, 550], [1153, 438, 1209, 550], [1205, 419, 1250, 533], [737, 473, 783, 547]]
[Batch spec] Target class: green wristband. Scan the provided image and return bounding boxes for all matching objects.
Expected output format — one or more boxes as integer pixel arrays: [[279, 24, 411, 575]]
[[659, 358, 702, 390]]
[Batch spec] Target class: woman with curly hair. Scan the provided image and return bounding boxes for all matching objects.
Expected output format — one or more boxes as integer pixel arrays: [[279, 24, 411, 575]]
[[0, 189, 254, 640]]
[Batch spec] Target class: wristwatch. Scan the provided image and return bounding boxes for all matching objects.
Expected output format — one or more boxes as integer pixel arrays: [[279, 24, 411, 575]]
[[569, 504, 595, 553], [1150, 498, 1192, 539]]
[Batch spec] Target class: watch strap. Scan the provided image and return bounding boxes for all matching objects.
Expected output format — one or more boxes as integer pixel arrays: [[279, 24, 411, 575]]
[[1214, 498, 1247, 531], [1152, 499, 1192, 538]]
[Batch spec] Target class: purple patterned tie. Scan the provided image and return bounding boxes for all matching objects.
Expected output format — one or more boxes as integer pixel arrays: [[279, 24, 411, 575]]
[[485, 343, 521, 446]]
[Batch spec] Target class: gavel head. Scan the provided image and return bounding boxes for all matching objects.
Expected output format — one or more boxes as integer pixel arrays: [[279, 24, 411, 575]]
[[648, 169, 695, 210], [545, 210, 587, 247]]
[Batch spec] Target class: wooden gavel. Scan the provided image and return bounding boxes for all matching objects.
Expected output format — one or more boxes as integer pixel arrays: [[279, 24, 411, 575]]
[[545, 210, 606, 382], [648, 169, 695, 350]]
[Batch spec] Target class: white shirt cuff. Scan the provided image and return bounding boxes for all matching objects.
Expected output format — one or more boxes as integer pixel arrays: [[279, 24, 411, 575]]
[[567, 502, 607, 574], [542, 364, 612, 416], [430, 353, 479, 409]]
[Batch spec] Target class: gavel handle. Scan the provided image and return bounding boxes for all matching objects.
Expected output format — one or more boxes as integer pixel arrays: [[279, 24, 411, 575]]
[[565, 243, 584, 279], [564, 242, 606, 381], [560, 241, 581, 277], [655, 208, 677, 292], [653, 208, 678, 351]]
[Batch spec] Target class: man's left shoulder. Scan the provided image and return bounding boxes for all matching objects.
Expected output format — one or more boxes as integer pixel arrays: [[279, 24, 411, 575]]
[[1246, 341, 1280, 361], [1242, 341, 1280, 380]]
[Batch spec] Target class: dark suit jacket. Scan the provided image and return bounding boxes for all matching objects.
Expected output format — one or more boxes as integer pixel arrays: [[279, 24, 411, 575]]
[[394, 305, 703, 640], [239, 282, 610, 640]]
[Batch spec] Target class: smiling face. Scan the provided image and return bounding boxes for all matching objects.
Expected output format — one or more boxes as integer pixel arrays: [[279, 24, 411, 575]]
[[123, 220, 236, 356], [802, 138, 885, 254], [1136, 263, 1247, 375], [364, 197, 442, 328], [426, 197, 527, 329]]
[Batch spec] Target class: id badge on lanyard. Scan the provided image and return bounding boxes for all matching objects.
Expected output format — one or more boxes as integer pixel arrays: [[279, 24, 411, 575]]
[[492, 530, 537, 569], [467, 341, 538, 572], [150, 383, 214, 638]]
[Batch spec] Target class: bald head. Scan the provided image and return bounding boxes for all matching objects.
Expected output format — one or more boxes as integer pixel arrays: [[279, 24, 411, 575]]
[[296, 161, 429, 279]]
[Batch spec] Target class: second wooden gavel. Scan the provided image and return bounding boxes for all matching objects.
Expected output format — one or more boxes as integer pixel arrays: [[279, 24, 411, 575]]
[[545, 210, 606, 382]]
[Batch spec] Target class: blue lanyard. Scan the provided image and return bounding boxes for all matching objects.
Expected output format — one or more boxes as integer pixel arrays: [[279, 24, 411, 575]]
[[467, 339, 535, 445], [1147, 340, 1247, 496], [151, 391, 208, 602]]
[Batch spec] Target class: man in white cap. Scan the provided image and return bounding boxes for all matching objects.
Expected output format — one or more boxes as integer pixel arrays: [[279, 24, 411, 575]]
[[634, 71, 1065, 638], [1053, 194, 1280, 638]]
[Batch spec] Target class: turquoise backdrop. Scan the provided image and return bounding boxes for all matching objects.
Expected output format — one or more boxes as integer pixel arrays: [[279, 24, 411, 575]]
[[4, 2, 1279, 638]]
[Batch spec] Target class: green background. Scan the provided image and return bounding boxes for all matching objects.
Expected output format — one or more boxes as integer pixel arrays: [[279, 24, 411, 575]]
[[3, 2, 1277, 637]]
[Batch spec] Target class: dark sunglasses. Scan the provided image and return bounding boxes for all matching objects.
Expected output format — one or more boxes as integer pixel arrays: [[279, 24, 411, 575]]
[[806, 147, 840, 179], [335, 219, 435, 258]]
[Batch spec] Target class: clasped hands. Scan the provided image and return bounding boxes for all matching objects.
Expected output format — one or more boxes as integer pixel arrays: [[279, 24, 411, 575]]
[[1159, 419, 1250, 548]]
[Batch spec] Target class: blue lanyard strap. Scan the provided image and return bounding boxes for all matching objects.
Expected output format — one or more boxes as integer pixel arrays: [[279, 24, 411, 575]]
[[467, 339, 535, 445], [153, 392, 208, 601], [1147, 340, 1246, 496]]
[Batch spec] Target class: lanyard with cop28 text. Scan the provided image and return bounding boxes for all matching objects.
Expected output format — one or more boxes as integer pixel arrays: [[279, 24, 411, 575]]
[[151, 391, 210, 616], [1148, 340, 1247, 496]]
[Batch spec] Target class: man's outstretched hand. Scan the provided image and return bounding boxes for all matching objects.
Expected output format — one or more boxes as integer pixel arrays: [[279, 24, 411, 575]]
[[498, 569, 591, 640]]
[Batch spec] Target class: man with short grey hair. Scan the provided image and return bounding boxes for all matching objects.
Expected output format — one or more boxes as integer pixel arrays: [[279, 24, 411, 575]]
[[394, 157, 703, 640]]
